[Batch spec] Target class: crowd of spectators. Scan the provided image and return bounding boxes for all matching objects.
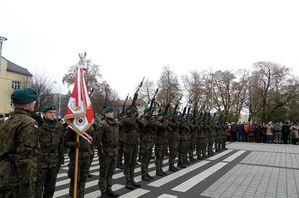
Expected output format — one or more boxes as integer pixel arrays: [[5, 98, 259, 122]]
[[226, 121, 299, 145]]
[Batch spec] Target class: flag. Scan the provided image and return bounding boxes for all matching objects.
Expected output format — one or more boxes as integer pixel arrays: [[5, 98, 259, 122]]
[[64, 65, 94, 143]]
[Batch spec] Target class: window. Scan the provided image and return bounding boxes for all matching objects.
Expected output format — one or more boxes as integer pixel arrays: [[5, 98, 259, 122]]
[[12, 80, 20, 90]]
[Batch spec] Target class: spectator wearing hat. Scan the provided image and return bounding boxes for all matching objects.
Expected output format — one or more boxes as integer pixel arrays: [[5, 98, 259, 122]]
[[34, 103, 65, 198], [0, 88, 39, 198]]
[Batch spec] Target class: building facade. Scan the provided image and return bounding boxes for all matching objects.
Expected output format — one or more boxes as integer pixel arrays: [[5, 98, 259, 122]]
[[0, 56, 32, 117]]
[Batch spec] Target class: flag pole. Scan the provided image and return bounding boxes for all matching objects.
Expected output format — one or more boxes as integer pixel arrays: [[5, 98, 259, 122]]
[[73, 133, 80, 197]]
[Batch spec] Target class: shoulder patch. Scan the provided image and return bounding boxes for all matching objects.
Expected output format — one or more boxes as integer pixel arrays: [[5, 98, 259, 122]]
[[33, 124, 39, 129]]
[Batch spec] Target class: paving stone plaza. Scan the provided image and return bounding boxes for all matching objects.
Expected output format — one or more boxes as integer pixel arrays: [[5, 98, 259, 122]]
[[54, 142, 299, 198]]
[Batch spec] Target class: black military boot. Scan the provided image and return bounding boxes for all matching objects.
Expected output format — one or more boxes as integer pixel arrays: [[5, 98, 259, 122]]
[[161, 170, 168, 175], [141, 175, 151, 181], [189, 157, 196, 162], [146, 173, 154, 179], [131, 179, 141, 188], [125, 180, 135, 190], [100, 191, 109, 198], [178, 163, 186, 168], [107, 190, 119, 197], [156, 170, 164, 176], [169, 165, 177, 172]]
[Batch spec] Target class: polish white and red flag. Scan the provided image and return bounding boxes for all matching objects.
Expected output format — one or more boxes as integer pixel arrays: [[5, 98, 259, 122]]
[[64, 65, 94, 143]]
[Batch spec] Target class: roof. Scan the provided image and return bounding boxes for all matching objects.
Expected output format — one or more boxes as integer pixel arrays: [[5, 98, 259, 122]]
[[1, 56, 32, 77]]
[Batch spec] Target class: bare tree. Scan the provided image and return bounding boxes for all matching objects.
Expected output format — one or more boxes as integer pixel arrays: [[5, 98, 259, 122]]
[[156, 66, 181, 110], [247, 61, 299, 122], [29, 72, 55, 110]]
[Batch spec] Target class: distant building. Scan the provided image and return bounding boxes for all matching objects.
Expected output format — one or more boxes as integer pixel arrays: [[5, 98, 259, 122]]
[[0, 56, 32, 117]]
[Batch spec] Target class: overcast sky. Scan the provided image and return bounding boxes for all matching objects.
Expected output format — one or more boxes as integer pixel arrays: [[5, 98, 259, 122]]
[[1, 0, 299, 98]]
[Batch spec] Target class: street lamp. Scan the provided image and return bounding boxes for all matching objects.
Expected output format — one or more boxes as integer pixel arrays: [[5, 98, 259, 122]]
[[54, 81, 62, 118], [0, 36, 8, 72]]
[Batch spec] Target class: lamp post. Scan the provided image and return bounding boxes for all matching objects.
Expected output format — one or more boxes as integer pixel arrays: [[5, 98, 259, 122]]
[[54, 81, 62, 118], [0, 36, 8, 72]]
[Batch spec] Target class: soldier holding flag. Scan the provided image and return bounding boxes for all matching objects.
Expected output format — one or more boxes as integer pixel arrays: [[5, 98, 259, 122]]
[[64, 61, 95, 198]]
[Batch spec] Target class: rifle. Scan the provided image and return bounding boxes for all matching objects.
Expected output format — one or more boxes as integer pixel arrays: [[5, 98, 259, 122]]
[[121, 93, 129, 116], [131, 77, 145, 107], [149, 87, 159, 112]]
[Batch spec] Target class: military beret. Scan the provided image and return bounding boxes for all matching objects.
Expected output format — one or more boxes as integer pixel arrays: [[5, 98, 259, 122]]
[[104, 106, 114, 113], [40, 103, 56, 112], [11, 88, 38, 105], [143, 107, 151, 113]]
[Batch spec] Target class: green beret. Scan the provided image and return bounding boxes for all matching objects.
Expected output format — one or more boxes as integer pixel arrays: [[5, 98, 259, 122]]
[[40, 103, 56, 112], [104, 106, 114, 113], [11, 88, 38, 105], [143, 107, 151, 113]]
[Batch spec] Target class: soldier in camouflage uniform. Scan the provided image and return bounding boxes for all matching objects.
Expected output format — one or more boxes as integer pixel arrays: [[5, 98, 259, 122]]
[[0, 88, 39, 198], [208, 120, 216, 156], [202, 120, 209, 158], [118, 105, 141, 190], [189, 116, 198, 162], [65, 127, 93, 198], [221, 122, 227, 150], [215, 123, 221, 152], [183, 117, 191, 165], [155, 113, 169, 176], [95, 107, 119, 198], [168, 113, 180, 172], [178, 118, 189, 168], [138, 108, 156, 181], [117, 115, 124, 169], [196, 120, 205, 160], [34, 104, 65, 198]]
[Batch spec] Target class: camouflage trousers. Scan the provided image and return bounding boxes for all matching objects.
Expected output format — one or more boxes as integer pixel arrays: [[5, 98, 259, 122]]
[[68, 157, 91, 198], [196, 138, 205, 159], [178, 140, 188, 165], [189, 136, 197, 159], [208, 137, 215, 155], [123, 144, 138, 181], [155, 143, 166, 171], [98, 154, 118, 192], [117, 141, 124, 166], [140, 142, 154, 176], [34, 166, 59, 198], [168, 140, 179, 166]]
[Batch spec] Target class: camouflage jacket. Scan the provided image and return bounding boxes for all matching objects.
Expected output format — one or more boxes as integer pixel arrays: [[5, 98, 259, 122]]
[[95, 117, 119, 157], [37, 119, 64, 168], [118, 115, 140, 145], [138, 116, 156, 143], [155, 119, 169, 144], [168, 118, 180, 142], [0, 108, 39, 191]]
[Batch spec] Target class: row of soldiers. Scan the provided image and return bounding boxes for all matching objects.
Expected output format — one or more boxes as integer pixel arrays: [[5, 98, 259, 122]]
[[0, 88, 227, 198]]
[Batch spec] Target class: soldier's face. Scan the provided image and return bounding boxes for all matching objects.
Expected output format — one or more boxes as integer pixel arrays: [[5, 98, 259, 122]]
[[105, 112, 114, 118], [44, 110, 57, 120]]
